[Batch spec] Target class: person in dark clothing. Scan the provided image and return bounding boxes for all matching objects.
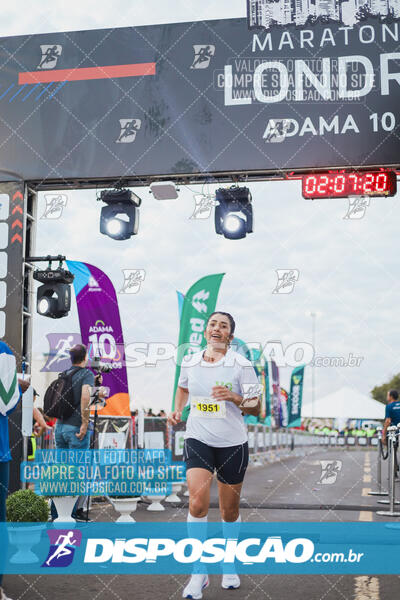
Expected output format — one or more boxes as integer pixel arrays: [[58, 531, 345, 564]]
[[0, 341, 26, 600], [51, 344, 94, 521], [383, 389, 400, 444], [383, 389, 400, 475]]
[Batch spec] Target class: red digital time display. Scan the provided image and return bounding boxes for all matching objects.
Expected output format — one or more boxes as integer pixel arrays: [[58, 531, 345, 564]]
[[302, 171, 397, 199]]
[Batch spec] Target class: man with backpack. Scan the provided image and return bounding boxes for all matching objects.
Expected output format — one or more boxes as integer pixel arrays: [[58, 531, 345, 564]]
[[47, 344, 94, 521]]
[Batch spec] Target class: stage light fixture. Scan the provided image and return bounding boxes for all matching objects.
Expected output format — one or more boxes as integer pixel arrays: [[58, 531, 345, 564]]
[[33, 266, 74, 319], [214, 186, 253, 240], [99, 188, 141, 240]]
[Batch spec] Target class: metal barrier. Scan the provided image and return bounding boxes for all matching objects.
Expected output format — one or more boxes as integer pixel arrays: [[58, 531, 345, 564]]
[[37, 417, 379, 457], [142, 416, 169, 450], [312, 433, 378, 448], [376, 425, 400, 517], [35, 428, 55, 451], [34, 415, 134, 451], [31, 417, 378, 518], [368, 427, 388, 497], [167, 422, 327, 462]]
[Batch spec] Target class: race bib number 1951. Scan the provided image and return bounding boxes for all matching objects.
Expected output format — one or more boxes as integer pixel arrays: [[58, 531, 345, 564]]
[[191, 397, 226, 418]]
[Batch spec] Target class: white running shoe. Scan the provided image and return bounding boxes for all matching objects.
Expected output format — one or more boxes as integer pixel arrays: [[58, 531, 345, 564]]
[[221, 574, 240, 589], [0, 587, 13, 600], [182, 574, 209, 599]]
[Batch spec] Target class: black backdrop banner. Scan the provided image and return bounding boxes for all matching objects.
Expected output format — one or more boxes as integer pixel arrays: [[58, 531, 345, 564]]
[[0, 17, 399, 182]]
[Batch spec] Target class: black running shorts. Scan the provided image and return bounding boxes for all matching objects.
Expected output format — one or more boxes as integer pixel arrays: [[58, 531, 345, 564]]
[[183, 437, 249, 485]]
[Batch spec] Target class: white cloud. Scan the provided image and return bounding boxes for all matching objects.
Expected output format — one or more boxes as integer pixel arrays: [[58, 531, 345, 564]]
[[0, 1, 247, 36]]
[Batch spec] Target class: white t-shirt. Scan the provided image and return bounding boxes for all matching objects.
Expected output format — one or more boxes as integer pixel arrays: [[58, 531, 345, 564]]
[[178, 348, 260, 448]]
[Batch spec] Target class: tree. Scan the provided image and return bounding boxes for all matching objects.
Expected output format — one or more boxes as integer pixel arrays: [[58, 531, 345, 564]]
[[305, 14, 318, 25], [355, 3, 374, 21], [384, 8, 396, 23], [371, 373, 400, 404]]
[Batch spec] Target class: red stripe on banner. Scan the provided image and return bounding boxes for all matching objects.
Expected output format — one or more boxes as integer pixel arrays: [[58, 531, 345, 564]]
[[11, 206, 22, 214], [11, 220, 22, 229], [18, 62, 156, 84], [11, 233, 22, 244]]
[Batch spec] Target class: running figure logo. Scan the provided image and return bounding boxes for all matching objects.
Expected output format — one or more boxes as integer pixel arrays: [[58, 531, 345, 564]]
[[263, 119, 291, 143], [190, 45, 215, 69], [40, 194, 68, 219], [272, 269, 299, 294], [240, 383, 263, 408], [38, 45, 62, 70], [189, 194, 218, 220], [41, 333, 81, 372], [119, 269, 146, 294], [42, 529, 82, 568], [343, 197, 370, 220], [318, 460, 342, 484], [116, 119, 142, 143]]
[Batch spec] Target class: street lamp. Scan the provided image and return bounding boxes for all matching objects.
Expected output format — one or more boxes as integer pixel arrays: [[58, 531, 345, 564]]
[[306, 311, 322, 419]]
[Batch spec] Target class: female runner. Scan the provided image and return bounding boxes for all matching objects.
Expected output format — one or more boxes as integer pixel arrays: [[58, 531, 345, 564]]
[[168, 311, 260, 598]]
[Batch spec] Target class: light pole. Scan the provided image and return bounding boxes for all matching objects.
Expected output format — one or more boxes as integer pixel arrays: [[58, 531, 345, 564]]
[[311, 312, 316, 419], [306, 311, 320, 419]]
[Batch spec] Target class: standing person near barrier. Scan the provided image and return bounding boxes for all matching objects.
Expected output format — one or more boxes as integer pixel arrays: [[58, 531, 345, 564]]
[[383, 390, 400, 476], [50, 344, 95, 522], [168, 312, 260, 599], [0, 341, 27, 600], [383, 390, 400, 445]]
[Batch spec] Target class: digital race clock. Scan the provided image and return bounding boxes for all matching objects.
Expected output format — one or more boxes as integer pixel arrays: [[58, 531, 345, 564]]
[[302, 171, 397, 199]]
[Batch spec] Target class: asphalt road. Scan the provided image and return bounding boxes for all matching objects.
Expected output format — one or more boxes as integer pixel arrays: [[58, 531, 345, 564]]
[[4, 447, 400, 600]]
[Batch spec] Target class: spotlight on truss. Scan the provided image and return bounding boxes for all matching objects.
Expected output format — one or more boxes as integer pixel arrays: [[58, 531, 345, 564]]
[[99, 188, 141, 241], [214, 186, 253, 240], [34, 266, 74, 318]]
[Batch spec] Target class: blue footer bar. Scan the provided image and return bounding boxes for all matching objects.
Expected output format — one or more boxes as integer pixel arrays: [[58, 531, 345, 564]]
[[0, 522, 399, 574]]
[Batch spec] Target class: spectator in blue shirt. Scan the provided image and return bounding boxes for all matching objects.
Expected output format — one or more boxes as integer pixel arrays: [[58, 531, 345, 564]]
[[383, 389, 400, 445], [0, 340, 27, 600]]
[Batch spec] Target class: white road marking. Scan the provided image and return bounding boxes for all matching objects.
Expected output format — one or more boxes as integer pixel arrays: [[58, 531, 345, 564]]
[[354, 575, 380, 599], [358, 511, 373, 521]]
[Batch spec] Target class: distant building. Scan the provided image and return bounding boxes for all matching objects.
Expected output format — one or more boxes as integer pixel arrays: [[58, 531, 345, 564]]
[[248, 0, 260, 26], [248, 0, 396, 25], [280, 0, 294, 23], [261, 0, 274, 26], [388, 0, 400, 16], [309, 0, 317, 18], [295, 0, 310, 24], [317, 0, 339, 19], [370, 0, 389, 15]]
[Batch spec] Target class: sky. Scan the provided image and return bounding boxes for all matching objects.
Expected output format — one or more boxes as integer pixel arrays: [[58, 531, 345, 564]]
[[3, 1, 397, 416]]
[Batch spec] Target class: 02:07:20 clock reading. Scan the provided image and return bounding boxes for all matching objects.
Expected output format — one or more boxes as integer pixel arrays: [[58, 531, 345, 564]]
[[302, 171, 397, 199]]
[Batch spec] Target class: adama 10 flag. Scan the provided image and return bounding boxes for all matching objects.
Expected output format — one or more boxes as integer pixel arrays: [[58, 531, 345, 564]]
[[67, 260, 130, 417]]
